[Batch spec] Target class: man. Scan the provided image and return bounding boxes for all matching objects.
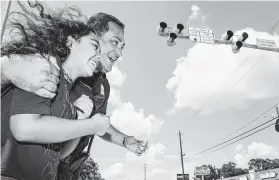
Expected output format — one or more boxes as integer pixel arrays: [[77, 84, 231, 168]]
[[58, 13, 149, 179]]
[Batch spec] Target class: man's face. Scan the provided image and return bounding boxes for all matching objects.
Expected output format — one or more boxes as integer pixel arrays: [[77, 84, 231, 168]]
[[98, 22, 125, 73]]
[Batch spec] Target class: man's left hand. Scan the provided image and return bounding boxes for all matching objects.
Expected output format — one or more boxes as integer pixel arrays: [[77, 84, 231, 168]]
[[124, 136, 148, 156]]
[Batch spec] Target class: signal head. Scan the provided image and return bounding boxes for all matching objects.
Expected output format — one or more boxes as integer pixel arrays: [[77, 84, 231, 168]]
[[167, 33, 177, 46], [158, 22, 168, 36], [223, 30, 234, 41]]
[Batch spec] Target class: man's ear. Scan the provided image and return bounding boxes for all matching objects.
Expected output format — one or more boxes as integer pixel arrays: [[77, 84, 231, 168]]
[[66, 36, 75, 48]]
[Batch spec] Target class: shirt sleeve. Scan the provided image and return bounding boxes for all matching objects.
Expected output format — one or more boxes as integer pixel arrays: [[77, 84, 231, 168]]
[[10, 88, 51, 116]]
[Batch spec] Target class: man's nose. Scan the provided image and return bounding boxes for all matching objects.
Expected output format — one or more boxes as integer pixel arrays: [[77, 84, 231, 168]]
[[115, 48, 122, 58]]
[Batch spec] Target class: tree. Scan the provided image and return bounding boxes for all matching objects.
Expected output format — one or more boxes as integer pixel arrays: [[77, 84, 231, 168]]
[[221, 161, 237, 178], [79, 157, 105, 180], [248, 158, 279, 172]]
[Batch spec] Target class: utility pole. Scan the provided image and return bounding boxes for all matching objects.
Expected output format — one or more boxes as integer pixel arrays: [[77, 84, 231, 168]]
[[144, 163, 147, 180], [179, 130, 186, 180], [275, 107, 279, 132], [1, 0, 12, 43]]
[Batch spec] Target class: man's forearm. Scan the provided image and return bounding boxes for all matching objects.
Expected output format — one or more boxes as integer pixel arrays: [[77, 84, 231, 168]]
[[10, 114, 98, 144], [1, 56, 11, 89], [100, 124, 127, 147]]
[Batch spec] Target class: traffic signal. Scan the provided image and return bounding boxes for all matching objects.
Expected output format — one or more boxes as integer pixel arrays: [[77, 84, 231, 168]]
[[174, 23, 184, 37], [232, 41, 243, 53], [223, 30, 234, 42], [157, 22, 168, 36], [167, 33, 177, 46]]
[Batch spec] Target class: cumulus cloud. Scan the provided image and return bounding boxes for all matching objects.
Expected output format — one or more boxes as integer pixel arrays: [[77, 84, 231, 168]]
[[188, 5, 201, 21], [106, 66, 127, 87], [234, 142, 279, 168], [166, 28, 279, 115], [106, 64, 163, 137], [236, 144, 243, 152], [110, 102, 164, 137], [103, 143, 183, 180], [103, 162, 124, 179], [187, 4, 210, 28]]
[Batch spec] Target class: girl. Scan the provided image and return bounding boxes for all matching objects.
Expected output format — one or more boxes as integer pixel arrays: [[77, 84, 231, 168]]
[[1, 1, 109, 180]]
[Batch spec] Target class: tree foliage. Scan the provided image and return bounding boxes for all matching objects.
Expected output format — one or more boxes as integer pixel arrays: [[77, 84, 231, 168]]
[[248, 158, 279, 172], [78, 157, 105, 180]]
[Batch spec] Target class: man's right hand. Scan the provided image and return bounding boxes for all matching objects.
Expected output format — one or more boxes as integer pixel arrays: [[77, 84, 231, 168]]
[[90, 113, 110, 136], [1, 54, 60, 98]]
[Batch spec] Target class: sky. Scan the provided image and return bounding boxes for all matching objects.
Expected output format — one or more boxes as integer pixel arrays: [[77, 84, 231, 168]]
[[1, 1, 279, 180]]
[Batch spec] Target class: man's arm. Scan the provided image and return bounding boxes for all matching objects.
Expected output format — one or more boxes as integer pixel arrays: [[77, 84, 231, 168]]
[[99, 124, 127, 147], [1, 54, 60, 98]]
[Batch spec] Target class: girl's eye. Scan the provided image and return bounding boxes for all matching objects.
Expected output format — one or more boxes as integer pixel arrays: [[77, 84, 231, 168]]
[[92, 44, 98, 50], [91, 43, 100, 52]]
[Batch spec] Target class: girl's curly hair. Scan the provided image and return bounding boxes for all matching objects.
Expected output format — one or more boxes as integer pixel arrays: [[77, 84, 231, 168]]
[[1, 1, 94, 61]]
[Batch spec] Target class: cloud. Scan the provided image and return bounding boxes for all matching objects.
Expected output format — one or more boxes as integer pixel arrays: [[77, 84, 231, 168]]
[[151, 168, 168, 175], [187, 4, 210, 28], [104, 162, 124, 178], [110, 102, 164, 137], [103, 143, 183, 180], [234, 142, 279, 168], [236, 144, 243, 152], [188, 5, 201, 21], [106, 65, 127, 87], [106, 65, 164, 137], [166, 28, 279, 115]]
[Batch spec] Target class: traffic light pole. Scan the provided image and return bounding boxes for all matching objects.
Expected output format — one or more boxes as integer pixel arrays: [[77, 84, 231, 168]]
[[179, 131, 186, 180], [171, 34, 279, 53], [157, 22, 279, 53]]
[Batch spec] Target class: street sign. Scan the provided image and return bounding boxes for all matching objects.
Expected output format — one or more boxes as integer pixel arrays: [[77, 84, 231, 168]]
[[177, 174, 189, 180], [188, 26, 215, 44], [256, 39, 276, 49], [194, 166, 210, 176]]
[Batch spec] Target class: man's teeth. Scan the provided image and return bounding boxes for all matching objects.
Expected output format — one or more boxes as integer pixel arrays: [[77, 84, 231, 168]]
[[109, 56, 116, 62]]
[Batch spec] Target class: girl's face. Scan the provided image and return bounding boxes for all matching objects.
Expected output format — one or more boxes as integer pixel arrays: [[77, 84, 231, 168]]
[[68, 32, 102, 77]]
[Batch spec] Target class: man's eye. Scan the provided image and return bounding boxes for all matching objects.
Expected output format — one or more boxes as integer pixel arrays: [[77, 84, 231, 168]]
[[112, 40, 118, 46]]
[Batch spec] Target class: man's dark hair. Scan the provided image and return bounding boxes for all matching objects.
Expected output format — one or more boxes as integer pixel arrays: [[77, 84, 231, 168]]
[[87, 12, 125, 37]]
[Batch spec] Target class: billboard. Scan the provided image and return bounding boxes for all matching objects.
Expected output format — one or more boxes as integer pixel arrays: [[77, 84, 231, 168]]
[[195, 166, 210, 176], [177, 174, 189, 180]]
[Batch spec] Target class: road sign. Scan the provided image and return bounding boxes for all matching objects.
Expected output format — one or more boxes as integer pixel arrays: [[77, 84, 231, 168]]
[[177, 174, 189, 180], [194, 166, 210, 176], [188, 26, 215, 44], [256, 39, 276, 49]]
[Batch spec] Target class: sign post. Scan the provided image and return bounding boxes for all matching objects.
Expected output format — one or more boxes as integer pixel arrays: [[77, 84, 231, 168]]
[[256, 39, 276, 49], [188, 26, 215, 44], [177, 174, 189, 180]]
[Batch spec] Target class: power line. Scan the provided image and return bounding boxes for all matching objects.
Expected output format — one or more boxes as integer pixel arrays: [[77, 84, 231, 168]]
[[216, 102, 279, 142], [209, 55, 264, 109], [210, 122, 276, 154], [187, 103, 279, 155], [268, 20, 279, 34], [183, 116, 278, 159], [190, 56, 251, 118]]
